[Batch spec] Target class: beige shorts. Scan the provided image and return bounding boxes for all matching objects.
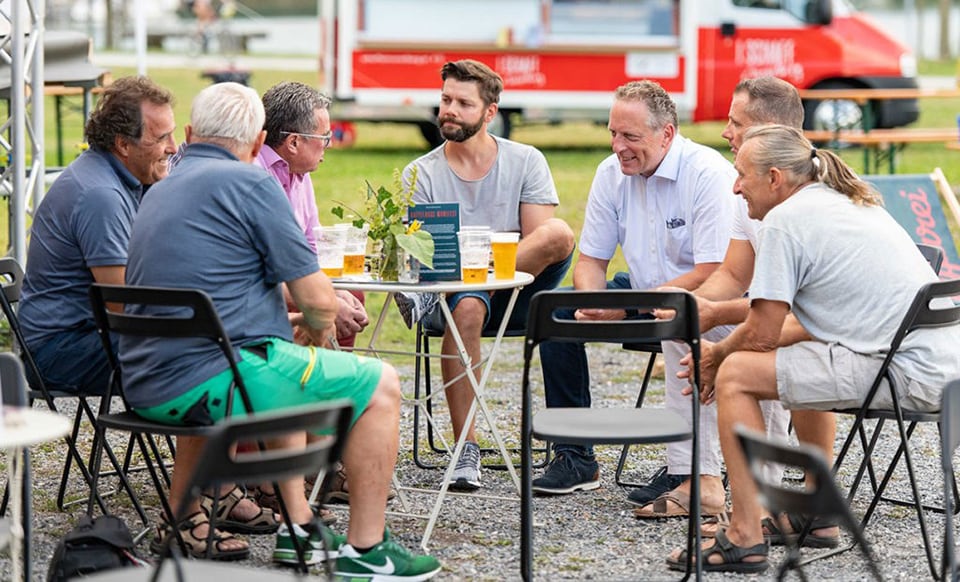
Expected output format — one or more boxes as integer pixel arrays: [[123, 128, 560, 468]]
[[775, 341, 940, 413]]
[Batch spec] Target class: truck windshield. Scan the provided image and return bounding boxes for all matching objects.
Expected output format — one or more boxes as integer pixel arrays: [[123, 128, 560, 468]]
[[731, 0, 823, 23], [550, 0, 677, 38]]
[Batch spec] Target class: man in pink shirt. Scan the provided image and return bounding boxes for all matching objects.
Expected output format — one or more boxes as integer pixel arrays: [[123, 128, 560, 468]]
[[254, 81, 368, 349]]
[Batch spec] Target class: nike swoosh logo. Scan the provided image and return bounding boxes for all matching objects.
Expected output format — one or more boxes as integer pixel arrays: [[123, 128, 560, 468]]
[[360, 556, 395, 575]]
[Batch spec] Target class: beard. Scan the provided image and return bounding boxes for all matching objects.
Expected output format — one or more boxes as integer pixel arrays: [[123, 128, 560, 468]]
[[438, 116, 484, 143]]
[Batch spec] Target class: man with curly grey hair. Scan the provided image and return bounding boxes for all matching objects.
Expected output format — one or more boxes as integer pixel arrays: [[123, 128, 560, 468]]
[[20, 75, 176, 396]]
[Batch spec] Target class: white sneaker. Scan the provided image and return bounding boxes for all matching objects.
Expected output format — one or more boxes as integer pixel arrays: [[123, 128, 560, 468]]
[[448, 441, 482, 491]]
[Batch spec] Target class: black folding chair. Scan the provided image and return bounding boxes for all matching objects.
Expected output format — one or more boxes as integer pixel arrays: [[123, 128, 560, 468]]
[[941, 379, 960, 582], [0, 257, 124, 519], [83, 402, 353, 582], [735, 424, 883, 582], [615, 340, 663, 487], [828, 278, 960, 580], [86, 284, 313, 570], [0, 353, 33, 578], [520, 289, 703, 580], [916, 243, 944, 276]]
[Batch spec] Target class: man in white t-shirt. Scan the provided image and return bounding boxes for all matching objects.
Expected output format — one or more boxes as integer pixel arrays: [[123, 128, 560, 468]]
[[630, 77, 803, 512]]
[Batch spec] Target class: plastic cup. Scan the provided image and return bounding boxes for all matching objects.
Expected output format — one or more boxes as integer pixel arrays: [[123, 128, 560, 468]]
[[491, 232, 520, 279], [458, 228, 491, 284], [338, 223, 369, 276], [315, 226, 346, 278]]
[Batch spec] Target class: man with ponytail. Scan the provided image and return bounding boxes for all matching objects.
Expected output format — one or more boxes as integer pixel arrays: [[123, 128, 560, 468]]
[[667, 124, 960, 573]]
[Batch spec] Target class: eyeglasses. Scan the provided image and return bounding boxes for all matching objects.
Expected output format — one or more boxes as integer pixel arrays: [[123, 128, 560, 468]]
[[281, 130, 333, 148]]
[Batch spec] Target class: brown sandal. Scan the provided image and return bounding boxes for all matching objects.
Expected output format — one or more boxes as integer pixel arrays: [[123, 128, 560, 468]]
[[200, 485, 279, 534], [150, 511, 250, 561]]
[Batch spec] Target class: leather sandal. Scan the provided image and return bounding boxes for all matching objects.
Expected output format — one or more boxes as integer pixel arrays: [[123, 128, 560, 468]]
[[150, 510, 250, 561], [762, 513, 840, 548], [667, 529, 769, 573], [200, 485, 279, 534]]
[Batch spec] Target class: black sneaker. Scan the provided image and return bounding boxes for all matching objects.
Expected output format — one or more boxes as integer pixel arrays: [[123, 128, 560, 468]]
[[532, 453, 600, 495], [626, 466, 689, 507]]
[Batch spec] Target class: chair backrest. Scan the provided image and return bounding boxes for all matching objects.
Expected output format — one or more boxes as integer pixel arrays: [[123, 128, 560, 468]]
[[0, 258, 47, 392], [916, 243, 944, 275], [735, 424, 883, 581], [87, 284, 254, 415], [524, 289, 700, 351], [941, 379, 960, 582], [0, 352, 28, 407]]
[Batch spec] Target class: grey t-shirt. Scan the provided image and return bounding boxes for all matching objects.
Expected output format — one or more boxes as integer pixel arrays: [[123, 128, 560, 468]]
[[121, 144, 319, 408], [20, 148, 142, 347], [403, 136, 558, 232], [750, 183, 960, 387]]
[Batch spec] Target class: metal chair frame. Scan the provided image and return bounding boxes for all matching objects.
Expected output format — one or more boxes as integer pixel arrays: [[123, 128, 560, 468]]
[[520, 289, 703, 580]]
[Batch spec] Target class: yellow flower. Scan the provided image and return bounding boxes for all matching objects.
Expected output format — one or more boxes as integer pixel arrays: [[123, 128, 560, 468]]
[[406, 220, 422, 235]]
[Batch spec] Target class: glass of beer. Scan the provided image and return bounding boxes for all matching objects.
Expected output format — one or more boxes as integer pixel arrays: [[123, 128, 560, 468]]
[[458, 228, 491, 284], [491, 232, 520, 279], [340, 223, 369, 276], [315, 226, 346, 278]]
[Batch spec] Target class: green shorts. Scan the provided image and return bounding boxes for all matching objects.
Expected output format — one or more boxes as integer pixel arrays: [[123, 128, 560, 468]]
[[134, 338, 383, 429]]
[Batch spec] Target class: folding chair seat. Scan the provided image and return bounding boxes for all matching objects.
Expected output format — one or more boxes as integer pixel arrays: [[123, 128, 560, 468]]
[[0, 257, 124, 518], [411, 322, 533, 470], [84, 401, 353, 581], [86, 284, 277, 561], [735, 425, 883, 582], [829, 278, 960, 580], [520, 289, 703, 580]]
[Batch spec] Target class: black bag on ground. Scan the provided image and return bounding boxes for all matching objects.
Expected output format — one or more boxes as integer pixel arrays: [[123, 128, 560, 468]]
[[46, 514, 147, 581]]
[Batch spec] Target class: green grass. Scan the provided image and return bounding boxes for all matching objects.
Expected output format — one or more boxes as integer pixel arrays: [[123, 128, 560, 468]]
[[22, 62, 960, 347]]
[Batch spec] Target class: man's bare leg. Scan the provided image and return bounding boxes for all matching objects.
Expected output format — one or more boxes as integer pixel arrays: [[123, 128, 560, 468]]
[[341, 364, 402, 548], [442, 297, 487, 444], [516, 218, 575, 277]]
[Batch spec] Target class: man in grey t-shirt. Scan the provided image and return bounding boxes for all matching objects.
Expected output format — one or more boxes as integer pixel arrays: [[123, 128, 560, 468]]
[[402, 60, 575, 491]]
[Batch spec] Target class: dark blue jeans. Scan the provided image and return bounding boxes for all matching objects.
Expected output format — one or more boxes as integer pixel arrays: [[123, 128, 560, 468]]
[[26, 322, 114, 396], [539, 272, 641, 459]]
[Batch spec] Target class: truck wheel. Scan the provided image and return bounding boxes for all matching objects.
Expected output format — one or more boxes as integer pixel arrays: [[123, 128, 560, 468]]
[[802, 80, 864, 132]]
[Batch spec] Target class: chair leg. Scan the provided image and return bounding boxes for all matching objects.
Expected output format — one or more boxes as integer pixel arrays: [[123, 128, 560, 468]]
[[615, 352, 657, 487]]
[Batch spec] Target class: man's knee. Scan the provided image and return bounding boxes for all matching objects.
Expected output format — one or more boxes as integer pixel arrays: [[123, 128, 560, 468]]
[[533, 218, 575, 260], [450, 297, 487, 336], [371, 363, 401, 410], [715, 352, 755, 400]]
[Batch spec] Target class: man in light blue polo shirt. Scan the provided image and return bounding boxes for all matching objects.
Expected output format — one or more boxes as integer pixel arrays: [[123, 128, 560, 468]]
[[19, 76, 176, 395]]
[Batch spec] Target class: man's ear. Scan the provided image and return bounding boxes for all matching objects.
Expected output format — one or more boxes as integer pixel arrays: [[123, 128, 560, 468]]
[[112, 134, 131, 160], [249, 129, 267, 160], [184, 124, 194, 144], [484, 102, 499, 125]]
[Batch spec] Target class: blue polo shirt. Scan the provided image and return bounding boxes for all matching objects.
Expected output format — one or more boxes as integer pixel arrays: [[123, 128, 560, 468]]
[[121, 143, 319, 408], [20, 148, 143, 348]]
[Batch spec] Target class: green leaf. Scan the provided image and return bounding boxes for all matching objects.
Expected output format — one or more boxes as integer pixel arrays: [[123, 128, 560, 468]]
[[396, 231, 434, 269], [331, 206, 344, 219]]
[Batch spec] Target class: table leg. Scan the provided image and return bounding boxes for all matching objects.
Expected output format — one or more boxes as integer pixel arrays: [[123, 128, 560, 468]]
[[419, 286, 523, 551]]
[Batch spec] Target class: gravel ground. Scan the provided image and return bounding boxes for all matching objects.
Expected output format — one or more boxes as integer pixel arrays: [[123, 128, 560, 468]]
[[0, 341, 951, 581]]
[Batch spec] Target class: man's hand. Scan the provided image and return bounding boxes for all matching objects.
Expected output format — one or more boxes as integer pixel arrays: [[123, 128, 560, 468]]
[[575, 308, 626, 321], [334, 290, 369, 339], [695, 296, 721, 333], [678, 339, 719, 405]]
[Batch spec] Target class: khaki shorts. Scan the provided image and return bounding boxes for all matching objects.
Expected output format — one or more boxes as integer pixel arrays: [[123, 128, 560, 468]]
[[776, 341, 940, 413]]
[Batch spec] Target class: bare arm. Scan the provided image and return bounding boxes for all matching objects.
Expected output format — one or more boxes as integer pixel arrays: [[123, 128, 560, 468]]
[[286, 272, 339, 345], [572, 254, 625, 321], [659, 261, 721, 291], [91, 265, 125, 312], [693, 239, 757, 331], [517, 203, 575, 276]]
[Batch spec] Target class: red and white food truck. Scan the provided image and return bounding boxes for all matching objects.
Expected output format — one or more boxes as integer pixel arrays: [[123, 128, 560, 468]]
[[318, 0, 918, 147]]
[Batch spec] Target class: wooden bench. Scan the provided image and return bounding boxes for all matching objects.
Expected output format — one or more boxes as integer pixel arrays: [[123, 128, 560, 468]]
[[804, 128, 959, 173]]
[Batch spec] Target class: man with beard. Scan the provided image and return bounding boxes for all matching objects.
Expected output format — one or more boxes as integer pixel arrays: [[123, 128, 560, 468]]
[[401, 59, 575, 491]]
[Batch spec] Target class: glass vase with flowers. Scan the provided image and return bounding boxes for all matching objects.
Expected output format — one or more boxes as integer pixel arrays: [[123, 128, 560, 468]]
[[331, 167, 434, 282]]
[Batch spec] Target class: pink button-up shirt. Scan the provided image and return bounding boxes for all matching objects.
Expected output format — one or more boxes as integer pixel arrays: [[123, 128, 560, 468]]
[[254, 145, 320, 253]]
